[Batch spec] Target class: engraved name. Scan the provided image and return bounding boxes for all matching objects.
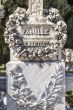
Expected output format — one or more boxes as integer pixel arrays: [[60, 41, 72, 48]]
[[22, 25, 53, 47], [22, 25, 52, 36]]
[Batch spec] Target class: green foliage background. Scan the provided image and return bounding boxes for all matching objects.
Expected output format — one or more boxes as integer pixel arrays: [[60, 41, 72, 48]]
[[0, 0, 73, 64]]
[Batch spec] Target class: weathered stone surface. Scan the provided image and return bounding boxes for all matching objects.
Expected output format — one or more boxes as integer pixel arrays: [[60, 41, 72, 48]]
[[5, 1, 66, 110], [28, 0, 43, 15], [65, 49, 73, 62], [7, 61, 65, 110]]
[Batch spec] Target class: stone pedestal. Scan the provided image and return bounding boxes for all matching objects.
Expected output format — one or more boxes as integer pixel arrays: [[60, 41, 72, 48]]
[[7, 61, 65, 110]]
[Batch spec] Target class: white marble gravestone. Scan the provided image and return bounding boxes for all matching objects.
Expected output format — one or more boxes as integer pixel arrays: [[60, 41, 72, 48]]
[[4, 0, 67, 110]]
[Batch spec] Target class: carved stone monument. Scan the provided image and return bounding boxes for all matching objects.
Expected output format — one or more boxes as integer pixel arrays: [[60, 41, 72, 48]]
[[4, 0, 67, 110]]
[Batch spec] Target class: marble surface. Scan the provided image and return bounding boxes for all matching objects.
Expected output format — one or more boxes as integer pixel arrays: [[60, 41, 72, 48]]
[[7, 61, 65, 110]]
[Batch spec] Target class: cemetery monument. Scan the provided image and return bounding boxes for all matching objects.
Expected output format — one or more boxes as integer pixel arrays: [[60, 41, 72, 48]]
[[4, 0, 67, 110]]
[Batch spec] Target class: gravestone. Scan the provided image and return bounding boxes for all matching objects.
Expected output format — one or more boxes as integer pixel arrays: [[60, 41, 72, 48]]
[[4, 0, 67, 110]]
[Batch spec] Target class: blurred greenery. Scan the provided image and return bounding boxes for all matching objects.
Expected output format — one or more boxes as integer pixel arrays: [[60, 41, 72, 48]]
[[66, 91, 73, 106], [0, 64, 6, 75], [0, 64, 5, 69], [0, 0, 73, 64]]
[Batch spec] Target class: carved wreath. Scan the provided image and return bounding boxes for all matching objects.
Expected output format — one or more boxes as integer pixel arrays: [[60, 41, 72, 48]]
[[10, 63, 64, 109], [4, 7, 67, 60]]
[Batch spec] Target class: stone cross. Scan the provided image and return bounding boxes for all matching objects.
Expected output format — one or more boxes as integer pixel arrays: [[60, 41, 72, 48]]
[[29, 0, 43, 16]]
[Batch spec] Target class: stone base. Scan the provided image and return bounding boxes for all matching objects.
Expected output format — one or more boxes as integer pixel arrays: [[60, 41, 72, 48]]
[[7, 61, 65, 110]]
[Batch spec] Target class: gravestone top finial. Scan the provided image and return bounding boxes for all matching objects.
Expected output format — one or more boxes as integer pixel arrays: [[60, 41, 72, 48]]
[[29, 0, 43, 15]]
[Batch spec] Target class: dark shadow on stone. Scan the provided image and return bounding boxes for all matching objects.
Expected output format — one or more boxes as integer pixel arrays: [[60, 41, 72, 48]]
[[0, 76, 6, 92], [7, 94, 19, 110], [15, 65, 23, 73], [7, 93, 36, 110]]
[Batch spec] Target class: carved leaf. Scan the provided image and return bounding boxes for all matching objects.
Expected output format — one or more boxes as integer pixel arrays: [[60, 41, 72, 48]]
[[10, 64, 64, 109]]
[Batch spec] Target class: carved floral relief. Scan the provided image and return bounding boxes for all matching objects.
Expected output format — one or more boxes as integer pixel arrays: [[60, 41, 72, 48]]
[[4, 7, 67, 61]]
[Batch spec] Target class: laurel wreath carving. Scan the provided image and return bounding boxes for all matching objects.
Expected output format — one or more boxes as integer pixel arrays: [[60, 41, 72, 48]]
[[10, 63, 64, 109], [4, 7, 67, 61]]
